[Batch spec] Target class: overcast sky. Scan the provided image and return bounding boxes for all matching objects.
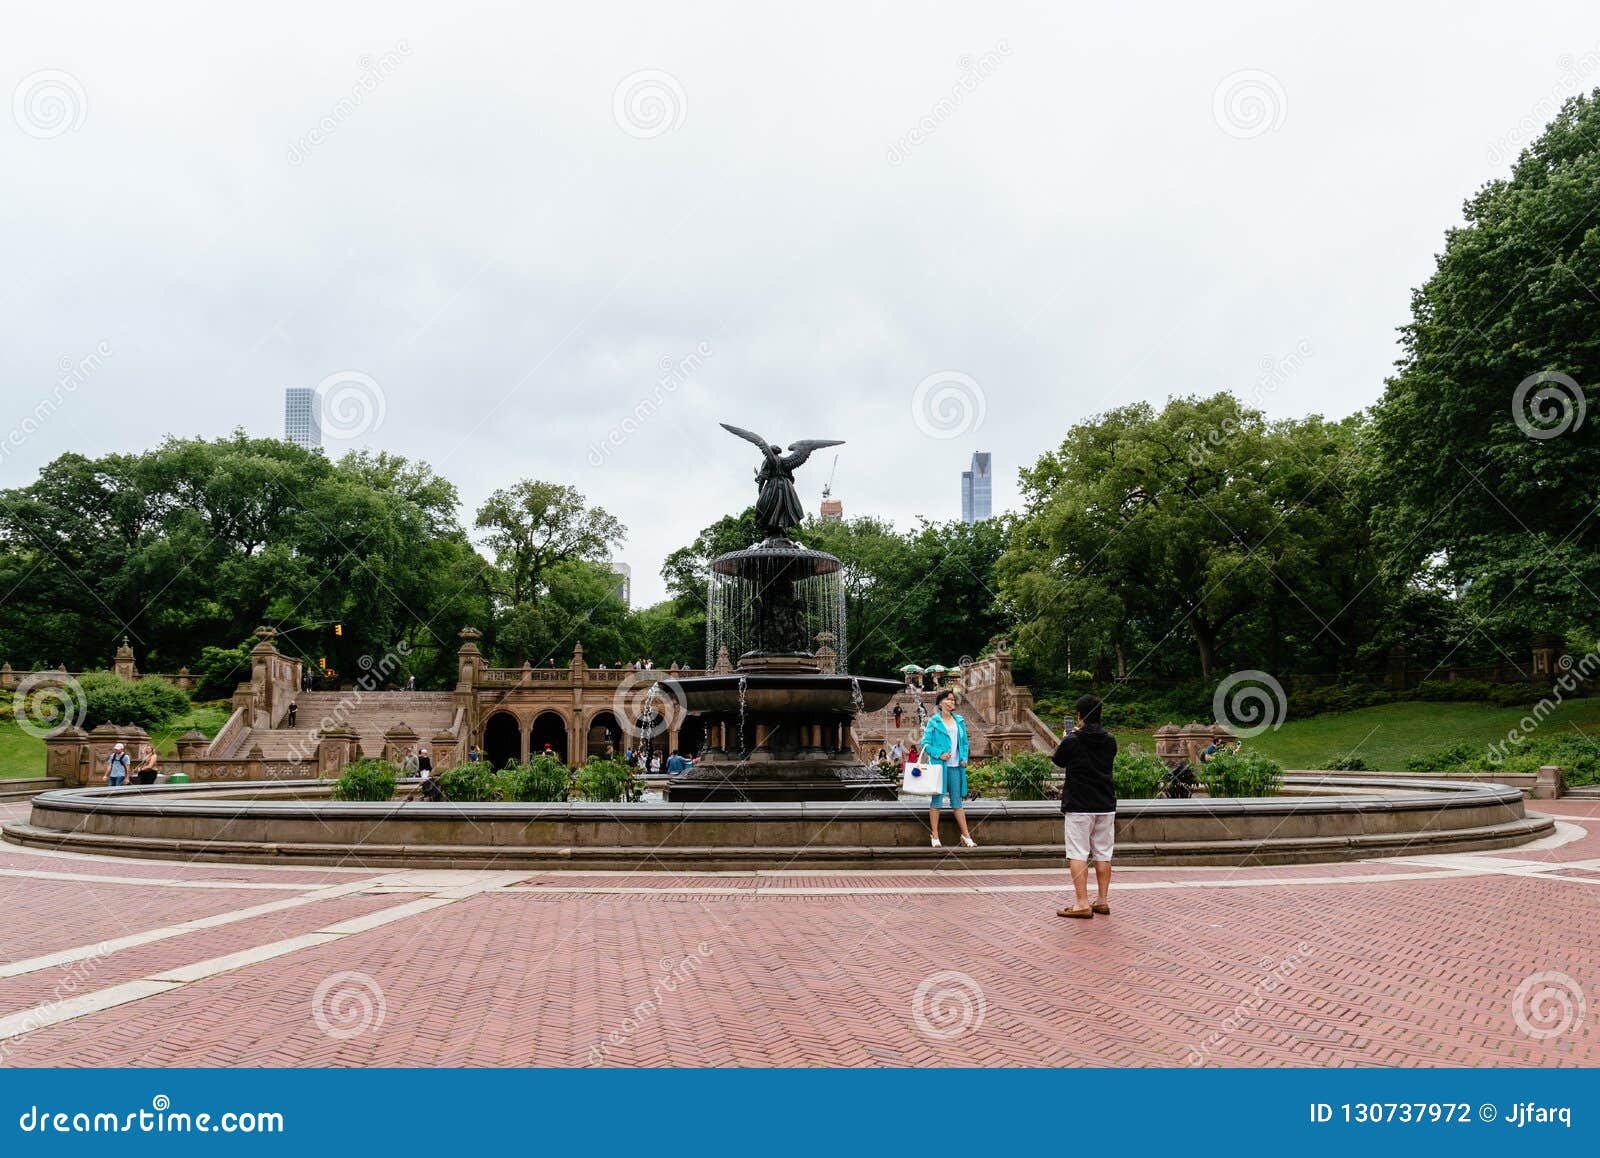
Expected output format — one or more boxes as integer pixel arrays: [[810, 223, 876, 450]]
[[4, 2, 1598, 605]]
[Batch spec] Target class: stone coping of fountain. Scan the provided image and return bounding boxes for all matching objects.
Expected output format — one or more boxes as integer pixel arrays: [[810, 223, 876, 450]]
[[2, 776, 1551, 869]]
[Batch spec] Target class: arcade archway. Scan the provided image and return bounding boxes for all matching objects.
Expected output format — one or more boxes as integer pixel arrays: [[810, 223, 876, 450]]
[[483, 711, 522, 769], [530, 711, 568, 762], [587, 710, 623, 759]]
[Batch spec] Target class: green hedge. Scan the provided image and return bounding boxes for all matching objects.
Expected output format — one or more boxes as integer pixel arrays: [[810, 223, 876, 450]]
[[436, 764, 498, 803], [330, 759, 398, 801], [990, 751, 1055, 801], [575, 757, 645, 803], [1198, 750, 1284, 798], [1112, 750, 1168, 799], [77, 672, 190, 731], [494, 754, 572, 802], [1407, 734, 1599, 786]]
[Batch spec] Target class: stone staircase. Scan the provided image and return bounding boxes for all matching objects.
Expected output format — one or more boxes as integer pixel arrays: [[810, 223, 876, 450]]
[[213, 691, 460, 761], [854, 686, 1054, 760]]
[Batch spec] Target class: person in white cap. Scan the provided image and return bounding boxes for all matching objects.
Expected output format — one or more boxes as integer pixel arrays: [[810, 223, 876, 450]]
[[106, 743, 130, 787]]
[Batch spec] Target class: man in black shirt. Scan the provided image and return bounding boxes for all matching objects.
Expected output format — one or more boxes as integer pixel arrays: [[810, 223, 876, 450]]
[[1050, 694, 1118, 919]]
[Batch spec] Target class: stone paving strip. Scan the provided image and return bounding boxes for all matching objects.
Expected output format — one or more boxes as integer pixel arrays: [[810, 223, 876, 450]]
[[0, 870, 526, 1044]]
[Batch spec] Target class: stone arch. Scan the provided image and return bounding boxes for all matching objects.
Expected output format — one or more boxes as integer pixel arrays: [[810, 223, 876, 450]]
[[483, 711, 522, 770], [530, 710, 569, 763], [587, 710, 623, 759]]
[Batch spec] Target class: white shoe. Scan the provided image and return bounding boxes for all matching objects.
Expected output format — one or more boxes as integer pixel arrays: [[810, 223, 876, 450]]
[[930, 836, 942, 848], [960, 835, 977, 847]]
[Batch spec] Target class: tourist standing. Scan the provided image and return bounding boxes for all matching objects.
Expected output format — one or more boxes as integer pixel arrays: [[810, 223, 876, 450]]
[[400, 746, 420, 778], [135, 743, 159, 786], [105, 743, 129, 787], [406, 674, 416, 691], [889, 739, 905, 764], [1051, 694, 1118, 919], [416, 747, 433, 777], [919, 688, 976, 848], [892, 704, 903, 730], [666, 749, 688, 774], [467, 745, 482, 763], [287, 699, 298, 727]]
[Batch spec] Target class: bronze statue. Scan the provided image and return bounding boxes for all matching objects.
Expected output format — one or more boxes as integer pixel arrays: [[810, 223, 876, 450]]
[[720, 424, 843, 540]]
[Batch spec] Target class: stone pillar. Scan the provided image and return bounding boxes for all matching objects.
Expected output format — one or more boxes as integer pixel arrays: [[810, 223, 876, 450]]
[[175, 666, 194, 692], [44, 725, 91, 787], [113, 636, 138, 681], [247, 627, 286, 728], [316, 725, 360, 775], [86, 724, 152, 787], [2, 662, 17, 690], [383, 723, 419, 766], [1535, 765, 1566, 800], [570, 712, 586, 767], [430, 729, 459, 771]]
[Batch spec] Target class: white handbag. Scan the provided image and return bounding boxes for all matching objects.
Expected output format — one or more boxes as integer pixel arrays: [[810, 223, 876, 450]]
[[901, 761, 945, 796]]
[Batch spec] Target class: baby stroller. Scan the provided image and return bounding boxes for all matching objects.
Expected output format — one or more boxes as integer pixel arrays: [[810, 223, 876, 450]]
[[1158, 759, 1198, 799]]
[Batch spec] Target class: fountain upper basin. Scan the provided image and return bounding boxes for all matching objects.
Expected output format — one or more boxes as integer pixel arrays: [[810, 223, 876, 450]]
[[659, 673, 902, 716]]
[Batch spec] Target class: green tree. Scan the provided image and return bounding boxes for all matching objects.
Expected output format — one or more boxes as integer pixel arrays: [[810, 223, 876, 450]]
[[1370, 88, 1600, 650]]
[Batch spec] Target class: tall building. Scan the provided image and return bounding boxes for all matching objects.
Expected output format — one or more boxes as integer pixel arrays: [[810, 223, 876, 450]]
[[820, 497, 843, 521], [611, 563, 632, 608], [284, 387, 321, 449], [961, 451, 992, 524]]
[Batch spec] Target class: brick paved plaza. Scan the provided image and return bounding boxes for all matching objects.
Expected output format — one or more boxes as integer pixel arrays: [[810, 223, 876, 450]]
[[0, 798, 1596, 1067]]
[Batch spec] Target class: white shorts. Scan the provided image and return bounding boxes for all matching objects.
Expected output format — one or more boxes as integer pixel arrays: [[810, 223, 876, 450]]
[[1063, 812, 1115, 862]]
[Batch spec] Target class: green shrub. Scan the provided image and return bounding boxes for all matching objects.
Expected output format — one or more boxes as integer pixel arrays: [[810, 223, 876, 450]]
[[78, 672, 190, 731], [436, 764, 498, 803], [575, 756, 645, 803], [1112, 750, 1168, 799], [1323, 754, 1369, 771], [330, 758, 398, 801], [191, 642, 253, 701], [1404, 733, 1600, 787], [493, 753, 571, 802], [993, 751, 1055, 801], [966, 762, 1001, 799], [1199, 749, 1283, 798]]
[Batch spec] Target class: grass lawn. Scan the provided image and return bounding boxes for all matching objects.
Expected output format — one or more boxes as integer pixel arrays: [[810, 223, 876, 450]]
[[0, 703, 235, 779], [1120, 698, 1600, 771]]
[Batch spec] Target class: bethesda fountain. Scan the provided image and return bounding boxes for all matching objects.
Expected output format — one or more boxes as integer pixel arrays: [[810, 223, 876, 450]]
[[661, 424, 903, 802]]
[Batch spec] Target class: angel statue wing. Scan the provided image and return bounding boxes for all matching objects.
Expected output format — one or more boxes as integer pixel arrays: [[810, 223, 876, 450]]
[[720, 423, 782, 471], [782, 439, 845, 470]]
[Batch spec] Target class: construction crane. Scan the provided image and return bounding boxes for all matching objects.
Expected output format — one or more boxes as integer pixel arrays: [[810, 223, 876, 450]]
[[820, 455, 843, 521]]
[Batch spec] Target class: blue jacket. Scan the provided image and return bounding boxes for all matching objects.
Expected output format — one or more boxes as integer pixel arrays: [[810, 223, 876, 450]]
[[919, 713, 969, 766]]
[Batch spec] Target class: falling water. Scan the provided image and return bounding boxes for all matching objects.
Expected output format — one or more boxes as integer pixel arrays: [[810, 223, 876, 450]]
[[736, 674, 748, 756], [848, 676, 865, 715]]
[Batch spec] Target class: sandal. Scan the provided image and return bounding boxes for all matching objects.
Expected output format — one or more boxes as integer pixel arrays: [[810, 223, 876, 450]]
[[1056, 906, 1094, 919], [960, 835, 977, 848], [930, 836, 942, 848], [1091, 900, 1110, 915]]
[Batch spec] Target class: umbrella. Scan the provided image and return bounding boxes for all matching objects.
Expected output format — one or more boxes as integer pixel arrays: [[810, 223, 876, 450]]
[[898, 663, 924, 673], [926, 664, 948, 672]]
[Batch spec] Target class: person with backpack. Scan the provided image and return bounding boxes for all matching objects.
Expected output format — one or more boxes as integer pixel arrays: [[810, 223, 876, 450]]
[[105, 742, 130, 787], [1051, 694, 1119, 919]]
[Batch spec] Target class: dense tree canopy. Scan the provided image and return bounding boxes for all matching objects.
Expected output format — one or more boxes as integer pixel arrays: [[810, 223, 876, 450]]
[[1370, 89, 1600, 650]]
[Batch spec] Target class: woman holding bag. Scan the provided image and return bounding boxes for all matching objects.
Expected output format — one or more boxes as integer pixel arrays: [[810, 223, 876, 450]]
[[920, 688, 977, 848]]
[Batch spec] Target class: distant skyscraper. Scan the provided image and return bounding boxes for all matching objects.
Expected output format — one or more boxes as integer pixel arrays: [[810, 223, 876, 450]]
[[820, 497, 843, 521], [612, 563, 632, 608], [284, 387, 321, 449], [961, 451, 992, 524]]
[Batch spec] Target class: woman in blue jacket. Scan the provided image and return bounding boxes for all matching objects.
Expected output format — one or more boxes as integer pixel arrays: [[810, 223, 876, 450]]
[[919, 688, 977, 848]]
